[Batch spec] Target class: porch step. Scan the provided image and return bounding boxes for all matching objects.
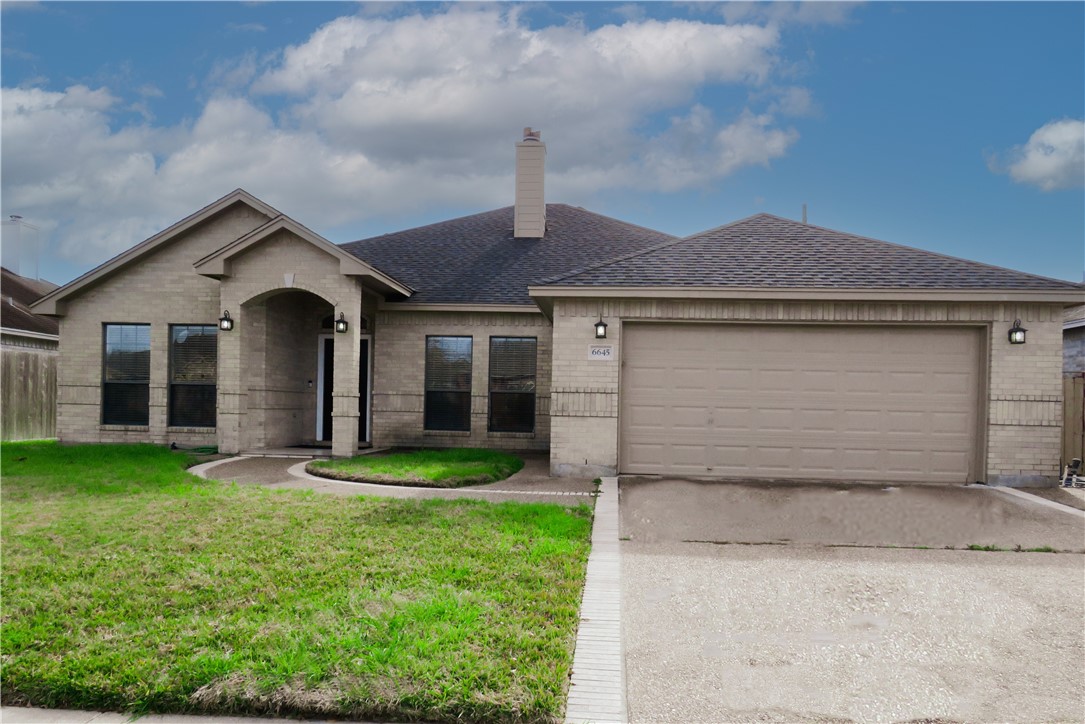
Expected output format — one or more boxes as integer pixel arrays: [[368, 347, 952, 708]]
[[239, 447, 334, 459]]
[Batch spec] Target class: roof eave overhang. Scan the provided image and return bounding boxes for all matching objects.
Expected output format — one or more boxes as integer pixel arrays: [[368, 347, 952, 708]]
[[378, 301, 542, 314], [193, 217, 414, 298], [29, 190, 282, 317], [1, 326, 60, 342], [528, 285, 1085, 305]]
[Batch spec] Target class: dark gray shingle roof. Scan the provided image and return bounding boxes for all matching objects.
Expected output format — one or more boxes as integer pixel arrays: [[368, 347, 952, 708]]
[[1, 267, 59, 336], [541, 213, 1084, 291], [340, 204, 676, 304]]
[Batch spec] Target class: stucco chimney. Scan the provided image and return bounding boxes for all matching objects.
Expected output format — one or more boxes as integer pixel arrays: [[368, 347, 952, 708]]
[[514, 127, 546, 238]]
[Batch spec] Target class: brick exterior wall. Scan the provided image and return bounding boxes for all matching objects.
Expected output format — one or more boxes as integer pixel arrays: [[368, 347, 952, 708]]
[[372, 309, 552, 451], [216, 230, 365, 457], [549, 297, 1066, 485], [54, 208, 552, 458], [55, 204, 271, 447], [52, 199, 1066, 486]]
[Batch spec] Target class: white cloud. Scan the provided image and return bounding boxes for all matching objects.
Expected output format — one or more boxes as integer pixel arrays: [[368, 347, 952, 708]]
[[716, 2, 860, 27], [991, 119, 1085, 192], [766, 86, 816, 117], [2, 6, 812, 272], [226, 21, 267, 33], [640, 106, 798, 191]]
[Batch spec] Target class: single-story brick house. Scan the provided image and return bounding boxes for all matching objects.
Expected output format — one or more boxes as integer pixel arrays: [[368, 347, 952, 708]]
[[31, 130, 1084, 485]]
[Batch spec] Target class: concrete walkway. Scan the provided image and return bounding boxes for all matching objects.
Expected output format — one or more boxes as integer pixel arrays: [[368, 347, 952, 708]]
[[0, 707, 369, 723], [191, 452, 596, 506], [565, 477, 625, 724]]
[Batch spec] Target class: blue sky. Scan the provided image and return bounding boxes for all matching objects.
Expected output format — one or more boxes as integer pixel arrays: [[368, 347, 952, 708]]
[[2, 1, 1083, 286]]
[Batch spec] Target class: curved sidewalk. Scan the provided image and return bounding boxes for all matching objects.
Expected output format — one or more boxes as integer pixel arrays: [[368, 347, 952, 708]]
[[190, 453, 596, 506]]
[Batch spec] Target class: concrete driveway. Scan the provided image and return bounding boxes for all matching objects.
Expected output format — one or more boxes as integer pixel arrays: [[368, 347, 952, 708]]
[[621, 480, 1085, 723], [621, 478, 1085, 551]]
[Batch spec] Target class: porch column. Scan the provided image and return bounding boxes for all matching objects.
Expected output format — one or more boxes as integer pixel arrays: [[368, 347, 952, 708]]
[[217, 294, 244, 455], [331, 283, 363, 457]]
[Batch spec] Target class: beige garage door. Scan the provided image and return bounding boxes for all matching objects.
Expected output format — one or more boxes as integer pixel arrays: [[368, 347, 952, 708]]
[[620, 324, 983, 483]]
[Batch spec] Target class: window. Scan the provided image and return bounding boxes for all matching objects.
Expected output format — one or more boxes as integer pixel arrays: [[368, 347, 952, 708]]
[[169, 325, 218, 428], [489, 337, 537, 433], [102, 324, 150, 425], [424, 336, 472, 431]]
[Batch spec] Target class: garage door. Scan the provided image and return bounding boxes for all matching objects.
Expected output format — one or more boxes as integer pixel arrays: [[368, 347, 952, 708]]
[[620, 324, 982, 483]]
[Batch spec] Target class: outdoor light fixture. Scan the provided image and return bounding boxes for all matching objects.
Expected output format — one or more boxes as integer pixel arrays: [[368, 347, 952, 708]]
[[334, 313, 349, 333], [594, 317, 608, 339], [1008, 319, 1027, 345], [218, 310, 233, 332]]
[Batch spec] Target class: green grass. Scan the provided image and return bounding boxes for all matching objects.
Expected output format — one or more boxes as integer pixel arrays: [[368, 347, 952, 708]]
[[1, 441, 591, 722], [308, 448, 525, 488]]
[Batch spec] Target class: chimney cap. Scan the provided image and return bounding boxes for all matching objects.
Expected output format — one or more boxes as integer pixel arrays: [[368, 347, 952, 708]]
[[522, 127, 541, 142]]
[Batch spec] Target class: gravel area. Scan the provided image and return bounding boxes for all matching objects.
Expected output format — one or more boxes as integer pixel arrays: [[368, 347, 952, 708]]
[[623, 542, 1085, 724]]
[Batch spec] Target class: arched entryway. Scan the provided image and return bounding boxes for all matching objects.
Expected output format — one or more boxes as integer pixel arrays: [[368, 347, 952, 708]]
[[236, 289, 333, 450]]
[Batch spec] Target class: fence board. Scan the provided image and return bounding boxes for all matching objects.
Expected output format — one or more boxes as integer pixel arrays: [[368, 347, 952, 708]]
[[1063, 375, 1085, 467], [2, 346, 58, 441]]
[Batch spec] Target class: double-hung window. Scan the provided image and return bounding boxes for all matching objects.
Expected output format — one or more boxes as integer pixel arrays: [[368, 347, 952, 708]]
[[102, 324, 150, 425], [424, 336, 472, 431], [489, 337, 537, 433], [169, 325, 218, 428]]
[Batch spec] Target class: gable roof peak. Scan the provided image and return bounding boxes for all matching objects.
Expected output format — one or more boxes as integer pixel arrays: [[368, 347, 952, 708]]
[[30, 188, 284, 316]]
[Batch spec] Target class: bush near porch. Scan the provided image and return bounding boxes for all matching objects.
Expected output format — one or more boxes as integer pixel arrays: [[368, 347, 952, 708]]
[[0, 442, 591, 723], [307, 447, 525, 487]]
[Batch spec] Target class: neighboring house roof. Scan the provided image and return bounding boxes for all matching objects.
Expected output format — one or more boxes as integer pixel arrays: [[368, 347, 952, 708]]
[[340, 204, 677, 305], [1, 266, 59, 337], [537, 213, 1085, 294], [31, 189, 280, 316], [1065, 304, 1085, 330]]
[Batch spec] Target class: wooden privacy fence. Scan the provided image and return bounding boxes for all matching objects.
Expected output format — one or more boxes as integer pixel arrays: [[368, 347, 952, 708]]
[[2, 346, 57, 441], [1064, 374, 1085, 467]]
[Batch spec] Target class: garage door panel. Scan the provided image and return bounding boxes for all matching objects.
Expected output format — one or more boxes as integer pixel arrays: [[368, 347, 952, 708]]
[[620, 324, 981, 483]]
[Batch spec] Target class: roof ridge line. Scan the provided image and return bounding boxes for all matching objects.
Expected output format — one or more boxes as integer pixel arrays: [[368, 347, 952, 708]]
[[771, 214, 1085, 288], [535, 235, 688, 285], [537, 213, 768, 286], [340, 206, 514, 249], [549, 203, 681, 240]]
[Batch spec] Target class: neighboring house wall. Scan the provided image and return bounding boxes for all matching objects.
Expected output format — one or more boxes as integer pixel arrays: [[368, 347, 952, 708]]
[[55, 204, 272, 446], [1064, 326, 1085, 373], [549, 298, 1065, 485], [1, 332, 58, 440], [1062, 320, 1084, 467], [372, 308, 552, 451]]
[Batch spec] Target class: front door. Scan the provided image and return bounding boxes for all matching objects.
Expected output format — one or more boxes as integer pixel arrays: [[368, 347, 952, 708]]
[[318, 336, 334, 442], [359, 337, 370, 443]]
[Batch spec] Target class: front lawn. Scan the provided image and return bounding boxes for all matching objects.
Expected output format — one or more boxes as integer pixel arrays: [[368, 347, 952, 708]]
[[308, 448, 525, 487], [0, 442, 591, 722]]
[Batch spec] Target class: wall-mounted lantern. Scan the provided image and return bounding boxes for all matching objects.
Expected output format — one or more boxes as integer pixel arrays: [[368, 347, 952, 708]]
[[218, 310, 234, 331], [334, 313, 349, 334], [1008, 319, 1027, 345], [594, 317, 608, 339]]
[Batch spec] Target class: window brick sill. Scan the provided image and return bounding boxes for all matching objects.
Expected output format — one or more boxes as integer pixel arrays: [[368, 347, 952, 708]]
[[487, 431, 536, 439], [167, 426, 216, 433], [99, 425, 149, 431]]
